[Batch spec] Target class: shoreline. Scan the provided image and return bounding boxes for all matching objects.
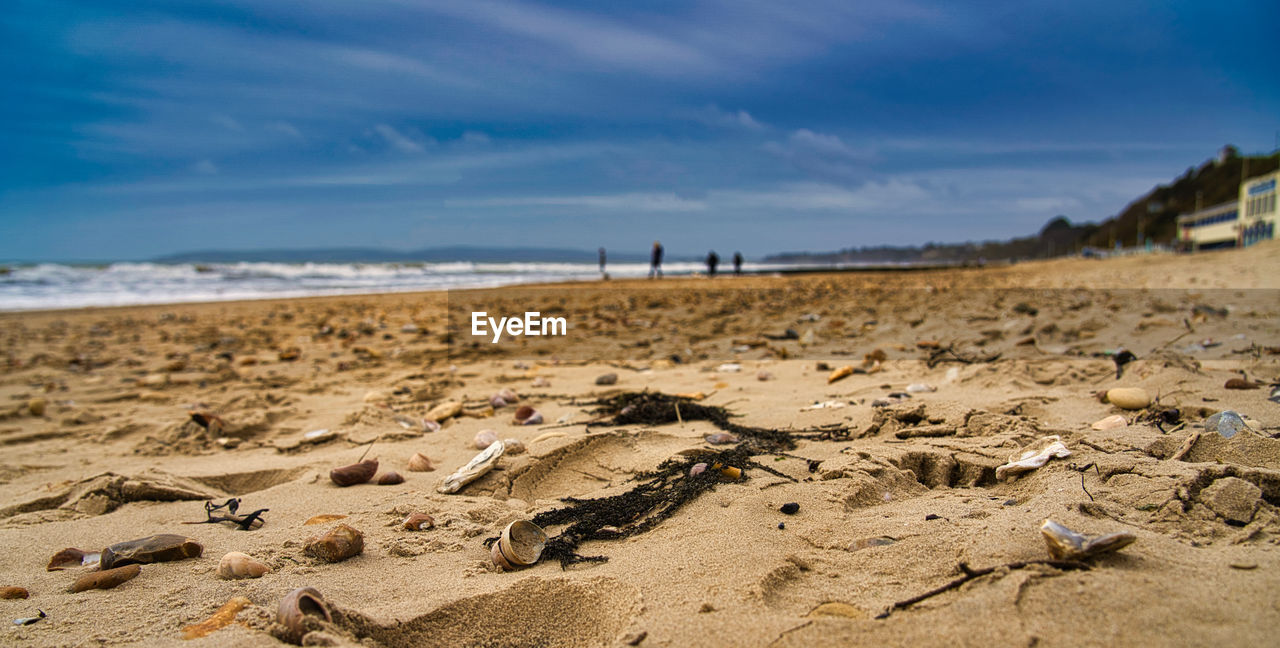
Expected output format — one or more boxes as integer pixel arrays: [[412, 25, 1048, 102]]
[[1, 244, 1278, 647]]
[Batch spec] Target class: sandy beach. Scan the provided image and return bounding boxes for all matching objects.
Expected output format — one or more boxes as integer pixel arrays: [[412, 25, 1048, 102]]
[[2, 244, 1279, 647]]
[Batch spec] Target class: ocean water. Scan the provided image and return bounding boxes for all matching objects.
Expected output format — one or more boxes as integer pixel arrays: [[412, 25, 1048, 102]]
[[0, 261, 774, 311]]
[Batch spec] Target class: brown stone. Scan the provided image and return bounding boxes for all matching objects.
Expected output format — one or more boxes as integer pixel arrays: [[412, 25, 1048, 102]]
[[100, 534, 203, 570]]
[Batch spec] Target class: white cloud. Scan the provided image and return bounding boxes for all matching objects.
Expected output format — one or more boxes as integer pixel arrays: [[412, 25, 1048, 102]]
[[211, 114, 243, 131], [374, 124, 427, 153], [688, 104, 767, 130], [268, 121, 304, 139], [446, 192, 707, 212]]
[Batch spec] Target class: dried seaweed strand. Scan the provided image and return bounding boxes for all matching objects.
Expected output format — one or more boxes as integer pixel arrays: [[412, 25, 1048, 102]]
[[488, 392, 847, 567], [876, 560, 1090, 618]]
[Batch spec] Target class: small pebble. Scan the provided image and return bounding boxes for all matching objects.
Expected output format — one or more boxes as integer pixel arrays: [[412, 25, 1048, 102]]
[[780, 502, 800, 515], [0, 587, 29, 600], [924, 513, 942, 521], [595, 373, 618, 385], [777, 522, 785, 530]]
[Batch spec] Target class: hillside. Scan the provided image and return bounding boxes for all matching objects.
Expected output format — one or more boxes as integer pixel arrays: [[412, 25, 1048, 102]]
[[768, 147, 1279, 264]]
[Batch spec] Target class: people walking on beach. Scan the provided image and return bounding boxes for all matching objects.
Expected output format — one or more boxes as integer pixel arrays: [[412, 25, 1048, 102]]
[[598, 247, 607, 277], [649, 241, 664, 279], [706, 250, 719, 277], [733, 251, 743, 275]]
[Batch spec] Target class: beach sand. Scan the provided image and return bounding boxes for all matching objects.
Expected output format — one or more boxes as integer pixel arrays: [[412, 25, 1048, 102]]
[[2, 243, 1279, 647]]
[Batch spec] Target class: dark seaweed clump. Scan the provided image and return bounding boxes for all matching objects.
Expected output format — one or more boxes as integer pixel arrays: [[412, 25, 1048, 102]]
[[489, 391, 850, 567], [588, 391, 849, 451]]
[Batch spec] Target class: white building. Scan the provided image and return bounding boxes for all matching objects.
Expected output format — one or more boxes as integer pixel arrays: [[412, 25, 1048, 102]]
[[1177, 169, 1278, 249], [1240, 170, 1278, 246], [1178, 201, 1240, 250]]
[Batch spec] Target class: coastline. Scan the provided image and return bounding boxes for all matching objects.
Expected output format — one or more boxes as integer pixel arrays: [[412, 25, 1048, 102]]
[[1, 244, 1278, 647]]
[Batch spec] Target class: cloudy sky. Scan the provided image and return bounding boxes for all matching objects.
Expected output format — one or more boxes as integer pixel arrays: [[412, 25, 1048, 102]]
[[2, 0, 1277, 261]]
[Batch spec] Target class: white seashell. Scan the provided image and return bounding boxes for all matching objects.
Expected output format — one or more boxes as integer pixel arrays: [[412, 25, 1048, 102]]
[[474, 429, 499, 449], [905, 383, 936, 394], [217, 551, 271, 580], [996, 436, 1071, 480], [1040, 519, 1136, 561], [1091, 414, 1127, 430], [438, 440, 505, 494], [716, 363, 741, 373], [422, 419, 441, 433], [802, 400, 846, 410]]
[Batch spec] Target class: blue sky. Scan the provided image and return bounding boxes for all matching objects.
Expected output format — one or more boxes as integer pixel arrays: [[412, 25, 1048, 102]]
[[2, 0, 1277, 261]]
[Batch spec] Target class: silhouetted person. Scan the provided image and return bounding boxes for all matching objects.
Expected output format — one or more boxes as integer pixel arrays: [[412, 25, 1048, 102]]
[[706, 250, 719, 277], [649, 241, 664, 279], [598, 247, 606, 274], [733, 251, 743, 275]]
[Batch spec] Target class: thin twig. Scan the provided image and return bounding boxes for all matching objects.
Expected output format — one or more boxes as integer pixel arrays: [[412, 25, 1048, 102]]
[[876, 560, 1090, 618], [1169, 430, 1200, 462]]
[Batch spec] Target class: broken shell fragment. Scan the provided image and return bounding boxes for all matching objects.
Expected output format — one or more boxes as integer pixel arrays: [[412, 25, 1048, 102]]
[[425, 401, 463, 422], [0, 587, 28, 599], [1091, 414, 1128, 431], [407, 452, 435, 472], [304, 514, 347, 526], [100, 534, 202, 570], [1105, 387, 1151, 410], [376, 471, 404, 485], [490, 388, 519, 408], [995, 436, 1071, 480], [474, 429, 499, 449], [1224, 378, 1260, 390], [502, 438, 526, 454], [181, 596, 250, 640], [1040, 519, 1136, 561], [217, 552, 271, 580], [827, 365, 853, 384], [47, 548, 99, 571], [491, 520, 548, 571], [304, 524, 364, 563], [438, 440, 505, 494], [1205, 411, 1255, 439], [402, 513, 435, 530], [512, 406, 543, 425], [704, 432, 738, 445], [330, 459, 378, 487], [689, 462, 708, 477], [277, 587, 332, 645], [70, 564, 141, 593]]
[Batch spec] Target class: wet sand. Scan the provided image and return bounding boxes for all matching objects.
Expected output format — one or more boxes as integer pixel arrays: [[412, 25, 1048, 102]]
[[2, 243, 1279, 647]]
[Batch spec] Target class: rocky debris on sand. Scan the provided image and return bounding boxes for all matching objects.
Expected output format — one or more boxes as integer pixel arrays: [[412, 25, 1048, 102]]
[[1198, 477, 1262, 524], [304, 524, 364, 563], [69, 564, 141, 592], [101, 534, 203, 569]]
